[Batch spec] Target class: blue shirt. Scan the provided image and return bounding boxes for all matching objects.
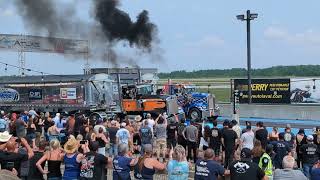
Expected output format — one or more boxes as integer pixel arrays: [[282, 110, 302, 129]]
[[0, 118, 6, 131], [167, 160, 189, 180], [113, 155, 132, 180], [195, 159, 225, 180], [311, 168, 320, 180], [63, 154, 80, 180]]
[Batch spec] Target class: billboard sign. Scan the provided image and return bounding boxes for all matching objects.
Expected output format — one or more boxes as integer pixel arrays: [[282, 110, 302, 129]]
[[0, 34, 88, 54], [234, 79, 291, 104], [28, 89, 42, 100], [0, 88, 19, 102], [290, 78, 320, 104], [60, 88, 77, 100]]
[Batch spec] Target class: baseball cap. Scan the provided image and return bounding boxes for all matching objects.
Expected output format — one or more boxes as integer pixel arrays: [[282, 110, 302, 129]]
[[286, 124, 291, 129], [241, 148, 252, 159], [307, 135, 314, 141]]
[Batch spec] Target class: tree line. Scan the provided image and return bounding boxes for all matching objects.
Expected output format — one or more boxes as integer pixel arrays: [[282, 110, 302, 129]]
[[158, 65, 320, 78]]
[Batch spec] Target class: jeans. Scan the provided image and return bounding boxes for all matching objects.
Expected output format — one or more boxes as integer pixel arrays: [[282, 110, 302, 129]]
[[303, 163, 313, 179], [108, 143, 118, 157], [187, 140, 197, 163]]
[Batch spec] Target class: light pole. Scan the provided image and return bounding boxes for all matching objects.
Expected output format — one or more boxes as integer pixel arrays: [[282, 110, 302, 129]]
[[236, 10, 258, 104]]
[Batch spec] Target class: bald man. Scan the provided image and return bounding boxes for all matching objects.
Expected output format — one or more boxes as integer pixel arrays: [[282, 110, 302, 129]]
[[0, 137, 34, 177]]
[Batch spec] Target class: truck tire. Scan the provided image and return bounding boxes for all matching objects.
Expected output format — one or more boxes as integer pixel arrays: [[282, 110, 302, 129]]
[[188, 108, 202, 122]]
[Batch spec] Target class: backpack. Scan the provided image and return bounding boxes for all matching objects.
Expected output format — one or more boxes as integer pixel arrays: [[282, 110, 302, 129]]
[[80, 154, 95, 178], [177, 123, 186, 136]]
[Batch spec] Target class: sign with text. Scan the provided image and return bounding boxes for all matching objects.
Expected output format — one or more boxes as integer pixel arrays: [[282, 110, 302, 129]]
[[28, 89, 42, 100], [234, 79, 291, 104], [60, 88, 77, 100]]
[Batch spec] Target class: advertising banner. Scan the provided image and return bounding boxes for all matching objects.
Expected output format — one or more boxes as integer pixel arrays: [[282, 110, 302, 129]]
[[0, 88, 19, 102], [28, 89, 42, 100], [60, 88, 77, 100], [0, 34, 88, 54], [234, 79, 291, 104], [290, 78, 320, 104]]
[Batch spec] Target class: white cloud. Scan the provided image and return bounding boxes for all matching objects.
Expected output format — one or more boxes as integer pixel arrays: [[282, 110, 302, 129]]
[[2, 8, 14, 17], [186, 35, 225, 49], [264, 26, 320, 46]]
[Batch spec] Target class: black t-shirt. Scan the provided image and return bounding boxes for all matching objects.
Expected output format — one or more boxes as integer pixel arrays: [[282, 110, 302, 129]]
[[83, 152, 108, 180], [0, 150, 28, 176], [255, 128, 268, 147], [210, 127, 221, 147], [28, 151, 45, 180], [300, 143, 319, 164], [167, 123, 178, 139], [222, 129, 238, 150], [229, 160, 265, 180], [108, 127, 119, 144], [195, 159, 225, 180]]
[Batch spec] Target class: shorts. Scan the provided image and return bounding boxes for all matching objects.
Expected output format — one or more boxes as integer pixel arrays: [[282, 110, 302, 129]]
[[167, 138, 177, 149], [155, 139, 167, 152], [27, 133, 36, 140]]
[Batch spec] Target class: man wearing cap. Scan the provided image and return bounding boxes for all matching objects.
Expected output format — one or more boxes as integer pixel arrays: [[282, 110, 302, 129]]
[[144, 113, 155, 136], [0, 131, 34, 178], [229, 148, 266, 180], [116, 122, 131, 145], [108, 120, 119, 157], [270, 133, 291, 169], [300, 135, 320, 178], [279, 124, 295, 149]]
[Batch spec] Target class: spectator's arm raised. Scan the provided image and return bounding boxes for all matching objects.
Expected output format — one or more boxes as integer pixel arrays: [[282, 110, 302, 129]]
[[20, 137, 34, 159]]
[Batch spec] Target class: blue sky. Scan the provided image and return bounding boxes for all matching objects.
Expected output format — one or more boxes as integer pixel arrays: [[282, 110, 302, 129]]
[[0, 0, 320, 75]]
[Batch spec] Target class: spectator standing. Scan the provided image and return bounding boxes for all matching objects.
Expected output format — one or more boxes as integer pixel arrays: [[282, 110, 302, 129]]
[[116, 122, 131, 145], [177, 118, 187, 149], [258, 144, 274, 180], [209, 120, 222, 159], [66, 115, 76, 136], [167, 117, 178, 150], [0, 133, 34, 178], [144, 113, 155, 135], [280, 124, 295, 149], [195, 148, 227, 180], [80, 141, 110, 180], [26, 116, 36, 149], [0, 113, 7, 132], [140, 120, 153, 154], [36, 139, 63, 180], [113, 144, 138, 180], [134, 144, 166, 179], [183, 121, 198, 163], [167, 145, 189, 180], [312, 126, 320, 150], [15, 117, 26, 138], [273, 155, 308, 180], [43, 112, 52, 141], [63, 138, 84, 180], [199, 125, 211, 151], [231, 120, 241, 139], [53, 113, 61, 126], [94, 118, 106, 134], [28, 140, 47, 180], [268, 127, 279, 142], [271, 133, 291, 169], [96, 127, 109, 156], [229, 148, 266, 180], [222, 122, 238, 168], [108, 120, 119, 157], [300, 135, 320, 178], [296, 128, 307, 168], [255, 122, 268, 150], [154, 115, 167, 161], [252, 140, 265, 164], [240, 125, 255, 150]]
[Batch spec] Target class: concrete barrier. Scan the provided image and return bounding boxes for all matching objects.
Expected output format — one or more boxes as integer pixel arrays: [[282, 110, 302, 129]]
[[218, 103, 320, 120]]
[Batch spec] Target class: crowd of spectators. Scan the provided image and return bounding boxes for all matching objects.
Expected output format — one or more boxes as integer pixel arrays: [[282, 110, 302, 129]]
[[0, 110, 319, 180]]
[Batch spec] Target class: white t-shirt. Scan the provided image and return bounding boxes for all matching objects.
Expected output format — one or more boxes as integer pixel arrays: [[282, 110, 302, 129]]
[[241, 130, 255, 150], [116, 128, 130, 144]]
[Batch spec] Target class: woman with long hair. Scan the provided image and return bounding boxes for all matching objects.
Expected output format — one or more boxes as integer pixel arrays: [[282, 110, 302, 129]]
[[167, 145, 190, 180], [95, 127, 109, 156], [36, 139, 64, 180], [134, 144, 166, 180], [26, 116, 37, 149], [268, 127, 279, 142], [251, 140, 265, 164]]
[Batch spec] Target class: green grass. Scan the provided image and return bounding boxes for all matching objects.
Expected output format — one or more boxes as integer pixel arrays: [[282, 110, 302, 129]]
[[197, 88, 231, 102]]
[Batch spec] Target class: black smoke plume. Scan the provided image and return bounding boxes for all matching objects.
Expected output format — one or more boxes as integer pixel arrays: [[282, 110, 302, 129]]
[[94, 0, 157, 51]]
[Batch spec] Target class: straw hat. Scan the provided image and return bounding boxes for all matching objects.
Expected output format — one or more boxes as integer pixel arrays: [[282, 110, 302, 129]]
[[0, 131, 12, 143], [135, 115, 142, 122], [64, 138, 79, 154]]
